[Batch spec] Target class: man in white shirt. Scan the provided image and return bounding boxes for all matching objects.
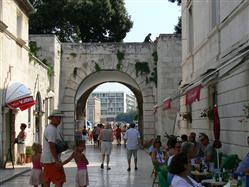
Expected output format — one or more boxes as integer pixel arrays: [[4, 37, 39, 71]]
[[124, 123, 140, 171], [41, 110, 65, 187]]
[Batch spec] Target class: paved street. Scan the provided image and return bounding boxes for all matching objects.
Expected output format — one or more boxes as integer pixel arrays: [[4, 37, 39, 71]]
[[2, 143, 154, 187]]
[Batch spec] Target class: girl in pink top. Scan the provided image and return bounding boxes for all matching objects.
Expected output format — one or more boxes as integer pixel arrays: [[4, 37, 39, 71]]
[[63, 140, 89, 187], [29, 143, 43, 187]]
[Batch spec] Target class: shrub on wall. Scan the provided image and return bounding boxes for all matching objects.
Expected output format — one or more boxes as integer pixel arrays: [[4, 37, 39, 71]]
[[95, 63, 101, 72], [135, 62, 150, 76], [116, 50, 125, 71]]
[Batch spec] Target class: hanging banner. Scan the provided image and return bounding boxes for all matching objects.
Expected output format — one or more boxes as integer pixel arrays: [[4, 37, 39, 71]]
[[185, 84, 202, 105], [163, 98, 172, 110]]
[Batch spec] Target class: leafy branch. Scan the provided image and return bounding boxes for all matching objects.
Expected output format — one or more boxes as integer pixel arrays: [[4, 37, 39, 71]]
[[95, 63, 101, 72], [135, 62, 150, 76], [200, 107, 214, 120]]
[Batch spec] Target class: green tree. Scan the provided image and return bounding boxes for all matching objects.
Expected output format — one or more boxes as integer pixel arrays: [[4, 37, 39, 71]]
[[116, 110, 137, 124], [174, 17, 181, 34], [29, 0, 133, 42], [168, 0, 181, 34], [168, 0, 181, 6]]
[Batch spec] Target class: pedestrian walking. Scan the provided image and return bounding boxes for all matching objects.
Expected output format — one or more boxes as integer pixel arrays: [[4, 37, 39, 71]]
[[88, 128, 93, 144], [99, 123, 113, 170], [41, 110, 66, 187], [124, 123, 140, 171], [15, 123, 27, 165], [62, 140, 89, 187], [29, 143, 43, 187], [82, 126, 88, 142], [115, 125, 122, 146]]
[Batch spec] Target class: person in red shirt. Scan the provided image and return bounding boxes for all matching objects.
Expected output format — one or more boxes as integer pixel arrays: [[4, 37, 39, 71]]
[[115, 125, 122, 146]]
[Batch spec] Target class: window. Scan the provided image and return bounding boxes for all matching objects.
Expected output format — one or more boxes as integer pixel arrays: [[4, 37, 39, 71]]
[[17, 11, 22, 38]]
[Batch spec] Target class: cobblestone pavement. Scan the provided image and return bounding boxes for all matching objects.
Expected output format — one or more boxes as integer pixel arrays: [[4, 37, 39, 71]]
[[2, 143, 154, 187]]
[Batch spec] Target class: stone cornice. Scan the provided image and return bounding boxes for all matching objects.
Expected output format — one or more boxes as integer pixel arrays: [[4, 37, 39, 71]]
[[2, 27, 29, 50], [14, 0, 35, 15], [16, 37, 26, 47], [0, 20, 8, 32]]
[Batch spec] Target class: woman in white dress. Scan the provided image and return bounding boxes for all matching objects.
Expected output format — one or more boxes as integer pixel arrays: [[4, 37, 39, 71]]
[[169, 152, 204, 187]]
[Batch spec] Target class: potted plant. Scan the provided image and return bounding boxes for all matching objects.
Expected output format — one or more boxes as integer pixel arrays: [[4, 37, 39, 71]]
[[25, 146, 33, 163], [200, 107, 214, 120], [181, 112, 192, 123]]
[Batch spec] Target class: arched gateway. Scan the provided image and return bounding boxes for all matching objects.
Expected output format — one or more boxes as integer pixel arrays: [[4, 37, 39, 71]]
[[60, 42, 157, 146], [30, 34, 181, 147]]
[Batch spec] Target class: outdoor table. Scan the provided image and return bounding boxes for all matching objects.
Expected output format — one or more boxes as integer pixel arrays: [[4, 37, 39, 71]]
[[201, 179, 227, 187], [191, 170, 210, 183]]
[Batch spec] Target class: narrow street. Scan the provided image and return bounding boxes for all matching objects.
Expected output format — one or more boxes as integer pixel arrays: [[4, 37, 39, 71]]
[[2, 143, 154, 187]]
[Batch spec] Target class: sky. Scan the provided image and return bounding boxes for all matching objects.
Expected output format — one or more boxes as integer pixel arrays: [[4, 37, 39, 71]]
[[93, 0, 181, 94]]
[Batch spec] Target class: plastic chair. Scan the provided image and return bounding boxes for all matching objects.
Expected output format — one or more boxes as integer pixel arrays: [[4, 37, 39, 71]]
[[152, 161, 160, 187], [158, 171, 169, 187]]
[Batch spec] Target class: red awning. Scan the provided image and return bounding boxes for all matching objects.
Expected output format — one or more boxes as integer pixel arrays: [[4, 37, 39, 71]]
[[7, 96, 36, 111], [163, 98, 172, 110], [185, 84, 202, 105], [5, 82, 35, 111]]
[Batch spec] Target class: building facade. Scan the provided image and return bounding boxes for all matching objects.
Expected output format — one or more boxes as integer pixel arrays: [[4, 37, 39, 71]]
[[91, 92, 137, 122], [180, 0, 249, 158], [0, 0, 55, 167], [86, 96, 101, 124]]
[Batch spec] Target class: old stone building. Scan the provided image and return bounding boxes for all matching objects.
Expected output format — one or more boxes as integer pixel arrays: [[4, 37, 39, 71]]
[[0, 1, 56, 167], [180, 0, 249, 158]]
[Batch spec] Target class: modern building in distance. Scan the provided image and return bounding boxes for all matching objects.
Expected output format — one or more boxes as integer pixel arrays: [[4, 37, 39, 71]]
[[86, 96, 101, 124], [91, 92, 137, 122]]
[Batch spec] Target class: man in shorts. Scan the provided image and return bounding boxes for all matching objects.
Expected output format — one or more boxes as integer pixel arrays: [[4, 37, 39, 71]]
[[41, 110, 66, 187], [124, 123, 140, 171]]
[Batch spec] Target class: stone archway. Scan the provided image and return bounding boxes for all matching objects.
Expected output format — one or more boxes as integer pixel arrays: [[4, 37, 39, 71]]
[[60, 43, 157, 146], [74, 71, 144, 139]]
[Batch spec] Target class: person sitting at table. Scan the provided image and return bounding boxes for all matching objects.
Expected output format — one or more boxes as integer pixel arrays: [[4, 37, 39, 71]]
[[151, 140, 167, 166], [181, 134, 188, 143], [189, 132, 203, 160], [234, 136, 249, 176], [169, 153, 204, 187], [167, 136, 182, 185], [181, 142, 196, 161], [199, 133, 216, 167]]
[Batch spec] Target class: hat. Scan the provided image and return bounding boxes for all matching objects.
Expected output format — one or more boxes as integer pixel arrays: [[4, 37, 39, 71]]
[[48, 109, 64, 118]]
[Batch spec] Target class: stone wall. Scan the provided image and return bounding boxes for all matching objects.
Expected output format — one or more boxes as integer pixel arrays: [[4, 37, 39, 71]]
[[60, 42, 157, 145], [156, 34, 182, 140]]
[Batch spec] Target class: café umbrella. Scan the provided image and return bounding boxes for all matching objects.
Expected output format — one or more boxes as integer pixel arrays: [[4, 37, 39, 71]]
[[213, 104, 222, 170], [5, 81, 35, 111]]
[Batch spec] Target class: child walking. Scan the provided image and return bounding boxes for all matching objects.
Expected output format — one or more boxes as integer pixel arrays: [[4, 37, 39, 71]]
[[63, 140, 89, 187], [29, 143, 43, 187]]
